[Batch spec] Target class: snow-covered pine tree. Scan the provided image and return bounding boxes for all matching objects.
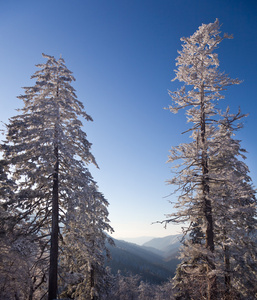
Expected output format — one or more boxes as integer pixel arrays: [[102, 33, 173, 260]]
[[2, 54, 112, 300], [0, 160, 47, 299], [111, 272, 141, 300], [0, 207, 47, 299], [59, 179, 114, 300], [210, 109, 257, 299], [165, 19, 242, 299], [172, 115, 257, 300]]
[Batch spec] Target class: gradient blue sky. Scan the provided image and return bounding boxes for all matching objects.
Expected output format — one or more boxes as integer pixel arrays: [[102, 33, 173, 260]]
[[1, 0, 257, 240]]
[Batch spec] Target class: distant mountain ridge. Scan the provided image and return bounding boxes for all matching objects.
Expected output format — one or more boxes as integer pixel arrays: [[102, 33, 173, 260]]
[[142, 234, 183, 259], [105, 234, 182, 284], [119, 236, 155, 245]]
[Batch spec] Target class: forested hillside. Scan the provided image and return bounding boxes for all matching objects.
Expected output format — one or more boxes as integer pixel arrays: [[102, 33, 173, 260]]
[[106, 236, 181, 284]]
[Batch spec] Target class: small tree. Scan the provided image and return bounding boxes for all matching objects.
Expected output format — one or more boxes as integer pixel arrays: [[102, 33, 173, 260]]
[[0, 196, 47, 299], [59, 179, 114, 300], [111, 272, 141, 300]]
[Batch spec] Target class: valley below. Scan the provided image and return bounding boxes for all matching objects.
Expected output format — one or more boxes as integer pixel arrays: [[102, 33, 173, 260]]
[[105, 234, 183, 284]]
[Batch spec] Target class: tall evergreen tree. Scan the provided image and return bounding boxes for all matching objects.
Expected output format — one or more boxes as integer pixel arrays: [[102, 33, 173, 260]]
[[2, 54, 112, 300], [164, 19, 257, 299]]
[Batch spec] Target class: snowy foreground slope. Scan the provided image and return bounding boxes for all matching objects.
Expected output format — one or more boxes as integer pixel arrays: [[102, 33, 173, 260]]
[[105, 235, 182, 284]]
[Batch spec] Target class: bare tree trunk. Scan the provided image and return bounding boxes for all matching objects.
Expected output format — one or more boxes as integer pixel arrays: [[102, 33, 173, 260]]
[[224, 244, 231, 299], [28, 284, 34, 300], [91, 266, 97, 300], [200, 86, 216, 300], [48, 143, 59, 300]]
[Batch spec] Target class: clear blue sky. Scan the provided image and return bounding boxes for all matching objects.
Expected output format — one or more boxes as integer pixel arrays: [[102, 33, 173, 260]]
[[1, 0, 257, 239]]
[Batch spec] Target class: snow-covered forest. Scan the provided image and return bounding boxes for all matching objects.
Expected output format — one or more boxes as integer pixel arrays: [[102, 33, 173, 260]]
[[0, 19, 257, 300]]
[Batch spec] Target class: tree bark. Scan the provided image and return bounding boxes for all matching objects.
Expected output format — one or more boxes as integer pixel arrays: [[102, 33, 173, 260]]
[[224, 244, 231, 299], [90, 266, 97, 300], [48, 143, 59, 300], [200, 85, 216, 300], [48, 84, 60, 299]]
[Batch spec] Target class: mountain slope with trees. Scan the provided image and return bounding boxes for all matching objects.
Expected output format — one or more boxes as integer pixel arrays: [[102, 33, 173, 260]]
[[142, 234, 182, 259], [106, 236, 181, 284]]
